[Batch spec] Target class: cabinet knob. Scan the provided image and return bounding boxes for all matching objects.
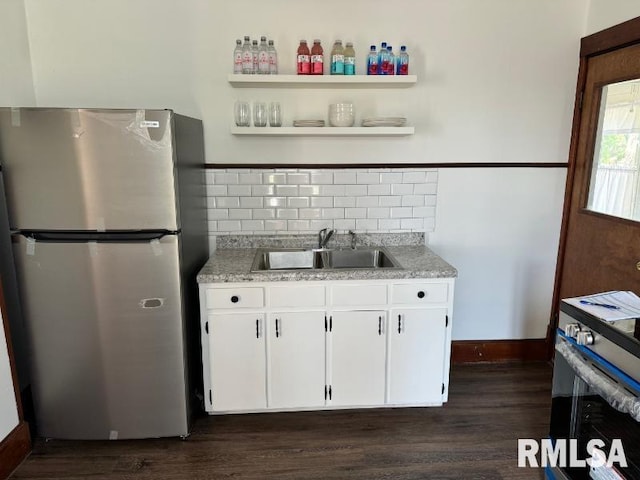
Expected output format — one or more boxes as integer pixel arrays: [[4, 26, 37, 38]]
[[417, 291, 425, 299], [230, 295, 239, 303]]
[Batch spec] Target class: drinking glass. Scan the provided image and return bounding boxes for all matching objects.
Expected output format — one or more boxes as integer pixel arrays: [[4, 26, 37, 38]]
[[234, 101, 250, 127], [269, 102, 282, 127], [253, 102, 267, 127]]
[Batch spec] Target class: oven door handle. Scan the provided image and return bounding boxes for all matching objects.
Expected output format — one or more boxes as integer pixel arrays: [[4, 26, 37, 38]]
[[556, 338, 640, 422]]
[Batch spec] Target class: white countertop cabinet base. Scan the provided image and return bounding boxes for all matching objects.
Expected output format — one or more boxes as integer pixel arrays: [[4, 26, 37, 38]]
[[199, 278, 454, 414]]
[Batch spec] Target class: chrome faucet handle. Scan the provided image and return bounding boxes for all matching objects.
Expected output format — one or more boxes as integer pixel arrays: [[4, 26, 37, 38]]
[[348, 230, 356, 249]]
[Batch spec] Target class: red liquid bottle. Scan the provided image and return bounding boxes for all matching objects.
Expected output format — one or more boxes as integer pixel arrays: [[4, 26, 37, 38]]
[[311, 40, 324, 75], [297, 40, 311, 75]]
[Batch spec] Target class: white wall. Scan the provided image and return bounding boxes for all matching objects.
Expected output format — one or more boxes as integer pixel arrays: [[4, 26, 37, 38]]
[[586, 0, 640, 35], [0, 0, 35, 106], [23, 0, 586, 166], [430, 168, 566, 339]]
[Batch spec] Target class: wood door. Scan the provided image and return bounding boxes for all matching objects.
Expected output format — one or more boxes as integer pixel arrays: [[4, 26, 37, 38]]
[[267, 312, 326, 409], [388, 309, 447, 405], [209, 313, 266, 412], [558, 42, 640, 302], [329, 311, 386, 406]]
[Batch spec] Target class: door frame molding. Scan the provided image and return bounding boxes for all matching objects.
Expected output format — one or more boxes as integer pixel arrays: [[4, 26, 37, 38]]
[[546, 16, 640, 359]]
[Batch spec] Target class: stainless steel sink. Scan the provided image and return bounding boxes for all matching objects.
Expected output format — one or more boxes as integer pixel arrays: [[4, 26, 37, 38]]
[[251, 246, 402, 271], [251, 248, 320, 271], [320, 247, 402, 269]]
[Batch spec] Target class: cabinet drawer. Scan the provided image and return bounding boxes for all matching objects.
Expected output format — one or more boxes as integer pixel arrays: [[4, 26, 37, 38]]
[[331, 284, 387, 306], [270, 285, 325, 308], [392, 283, 448, 304], [206, 287, 264, 309]]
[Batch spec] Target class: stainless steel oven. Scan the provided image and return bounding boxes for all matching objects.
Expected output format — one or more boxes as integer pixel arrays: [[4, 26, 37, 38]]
[[547, 303, 640, 480]]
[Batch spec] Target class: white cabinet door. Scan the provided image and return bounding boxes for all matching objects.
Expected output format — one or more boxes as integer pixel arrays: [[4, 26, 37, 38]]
[[330, 311, 386, 406], [208, 313, 266, 411], [389, 308, 447, 405], [268, 312, 326, 409]]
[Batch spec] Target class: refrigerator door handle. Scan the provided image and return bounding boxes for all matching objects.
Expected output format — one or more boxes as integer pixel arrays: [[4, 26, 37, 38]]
[[17, 230, 175, 243]]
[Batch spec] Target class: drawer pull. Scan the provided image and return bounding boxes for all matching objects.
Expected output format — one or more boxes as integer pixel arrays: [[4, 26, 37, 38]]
[[398, 314, 402, 334], [378, 316, 382, 335], [417, 291, 425, 299], [230, 295, 239, 303], [256, 319, 260, 338], [275, 318, 280, 338]]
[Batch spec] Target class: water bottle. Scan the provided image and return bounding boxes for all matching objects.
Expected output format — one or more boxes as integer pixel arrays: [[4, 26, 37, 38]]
[[397, 45, 409, 75], [233, 39, 243, 74], [241, 36, 253, 74], [379, 42, 389, 76], [330, 40, 345, 75], [366, 45, 378, 75], [268, 40, 278, 74], [251, 40, 259, 74], [386, 45, 395, 75], [344, 42, 356, 75], [258, 36, 270, 74]]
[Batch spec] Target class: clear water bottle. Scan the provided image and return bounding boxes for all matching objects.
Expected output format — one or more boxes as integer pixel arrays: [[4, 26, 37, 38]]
[[268, 40, 278, 74], [367, 45, 378, 75], [251, 40, 259, 74], [330, 40, 345, 75], [241, 36, 253, 74], [386, 45, 395, 75], [397, 45, 409, 75], [233, 39, 243, 74], [258, 36, 270, 74], [378, 42, 389, 76], [344, 42, 356, 75]]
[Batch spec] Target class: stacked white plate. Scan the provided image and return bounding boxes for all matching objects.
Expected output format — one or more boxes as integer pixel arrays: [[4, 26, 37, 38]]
[[293, 119, 325, 127], [361, 117, 407, 127]]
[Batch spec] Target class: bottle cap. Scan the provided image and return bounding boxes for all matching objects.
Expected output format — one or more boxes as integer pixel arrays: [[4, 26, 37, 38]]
[[244, 36, 250, 40], [300, 39, 307, 44], [381, 42, 387, 47], [370, 45, 376, 50], [401, 45, 406, 50], [313, 39, 321, 44], [268, 40, 274, 45], [387, 45, 392, 50], [335, 40, 342, 44], [346, 42, 353, 47], [252, 40, 258, 45]]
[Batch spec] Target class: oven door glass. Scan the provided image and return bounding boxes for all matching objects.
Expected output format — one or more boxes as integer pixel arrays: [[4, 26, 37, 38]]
[[550, 335, 640, 479]]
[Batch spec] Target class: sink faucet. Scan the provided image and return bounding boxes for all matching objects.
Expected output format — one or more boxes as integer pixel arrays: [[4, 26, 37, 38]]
[[348, 230, 357, 249], [318, 228, 335, 249]]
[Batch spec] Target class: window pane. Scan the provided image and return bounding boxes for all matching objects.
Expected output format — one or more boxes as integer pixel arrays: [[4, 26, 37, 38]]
[[587, 79, 640, 221]]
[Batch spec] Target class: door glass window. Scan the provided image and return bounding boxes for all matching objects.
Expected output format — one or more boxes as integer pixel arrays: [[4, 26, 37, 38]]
[[587, 79, 640, 221]]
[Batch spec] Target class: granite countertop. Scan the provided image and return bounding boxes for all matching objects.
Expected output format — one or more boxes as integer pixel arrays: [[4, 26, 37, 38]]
[[197, 233, 457, 284]]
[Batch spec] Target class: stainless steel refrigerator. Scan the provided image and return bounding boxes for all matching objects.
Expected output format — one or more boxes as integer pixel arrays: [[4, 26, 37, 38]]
[[0, 108, 208, 439]]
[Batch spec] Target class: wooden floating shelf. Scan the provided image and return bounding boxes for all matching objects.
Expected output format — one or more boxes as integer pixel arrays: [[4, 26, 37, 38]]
[[230, 126, 415, 137], [227, 74, 417, 88]]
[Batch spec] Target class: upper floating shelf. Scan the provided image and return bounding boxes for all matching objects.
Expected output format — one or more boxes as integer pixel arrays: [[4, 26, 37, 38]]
[[227, 74, 417, 88]]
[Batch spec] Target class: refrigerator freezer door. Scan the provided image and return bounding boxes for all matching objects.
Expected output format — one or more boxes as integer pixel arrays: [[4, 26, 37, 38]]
[[0, 109, 178, 231], [12, 233, 189, 439]]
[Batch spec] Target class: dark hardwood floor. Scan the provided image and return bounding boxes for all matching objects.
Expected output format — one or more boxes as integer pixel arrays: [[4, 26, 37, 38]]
[[10, 363, 552, 480]]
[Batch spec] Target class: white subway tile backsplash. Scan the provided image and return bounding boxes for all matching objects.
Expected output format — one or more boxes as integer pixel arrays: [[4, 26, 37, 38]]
[[263, 173, 286, 184], [240, 197, 263, 208], [345, 208, 367, 218], [334, 196, 356, 208], [310, 197, 333, 207], [299, 208, 322, 219], [322, 208, 345, 219], [275, 185, 299, 197], [334, 219, 356, 230], [276, 209, 298, 219], [206, 168, 438, 236], [228, 185, 252, 196], [228, 209, 252, 220], [216, 197, 240, 208], [287, 173, 310, 185], [368, 184, 391, 196], [253, 209, 276, 219], [356, 172, 379, 184], [379, 196, 402, 207], [345, 184, 367, 196], [333, 171, 357, 184], [391, 184, 414, 195], [287, 197, 310, 208], [356, 196, 379, 207], [401, 195, 425, 207], [310, 172, 333, 184]]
